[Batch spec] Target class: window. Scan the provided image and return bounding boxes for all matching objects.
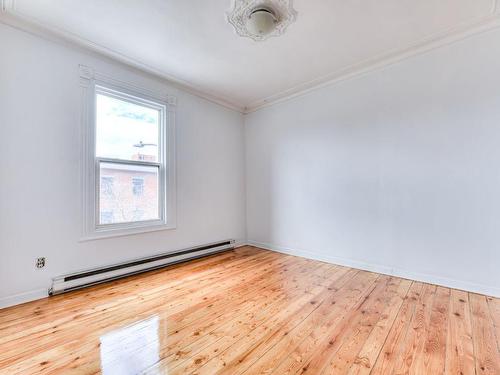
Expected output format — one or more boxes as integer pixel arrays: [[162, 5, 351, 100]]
[[101, 176, 114, 196], [95, 90, 163, 226], [100, 211, 114, 224], [132, 209, 145, 221], [132, 177, 145, 196], [81, 67, 176, 240]]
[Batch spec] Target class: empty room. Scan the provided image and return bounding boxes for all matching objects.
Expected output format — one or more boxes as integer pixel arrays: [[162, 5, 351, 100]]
[[1, 1, 499, 374]]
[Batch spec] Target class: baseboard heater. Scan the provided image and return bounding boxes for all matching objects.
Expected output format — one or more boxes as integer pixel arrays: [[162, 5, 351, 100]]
[[49, 239, 235, 295]]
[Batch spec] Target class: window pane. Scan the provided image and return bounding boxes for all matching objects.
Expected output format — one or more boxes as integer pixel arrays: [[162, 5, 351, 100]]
[[99, 162, 159, 225], [96, 93, 160, 162]]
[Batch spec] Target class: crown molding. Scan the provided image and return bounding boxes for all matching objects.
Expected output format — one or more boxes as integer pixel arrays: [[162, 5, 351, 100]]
[[244, 1, 500, 113], [0, 1, 246, 113], [2, 0, 500, 115]]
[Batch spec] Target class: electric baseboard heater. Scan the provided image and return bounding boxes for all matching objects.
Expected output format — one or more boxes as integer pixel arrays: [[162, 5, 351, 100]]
[[49, 239, 235, 295]]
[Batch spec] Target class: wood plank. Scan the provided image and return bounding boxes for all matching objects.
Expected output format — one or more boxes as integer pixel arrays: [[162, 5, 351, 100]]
[[486, 296, 500, 352], [0, 250, 293, 356], [0, 246, 498, 375], [368, 282, 425, 375], [444, 289, 475, 375], [111, 263, 346, 374], [469, 293, 500, 375], [241, 271, 379, 375], [59, 271, 330, 375], [174, 285, 329, 374], [321, 278, 413, 374], [4, 253, 324, 374], [287, 275, 396, 374], [165, 269, 363, 375], [422, 286, 451, 374], [215, 270, 379, 375], [267, 274, 389, 375], [390, 283, 437, 374], [346, 279, 413, 375]]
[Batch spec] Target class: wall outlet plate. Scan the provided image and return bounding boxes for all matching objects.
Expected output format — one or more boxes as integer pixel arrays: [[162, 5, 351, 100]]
[[36, 257, 46, 269]]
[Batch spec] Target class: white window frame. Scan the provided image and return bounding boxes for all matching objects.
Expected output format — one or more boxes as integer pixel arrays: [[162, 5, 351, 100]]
[[80, 65, 176, 240]]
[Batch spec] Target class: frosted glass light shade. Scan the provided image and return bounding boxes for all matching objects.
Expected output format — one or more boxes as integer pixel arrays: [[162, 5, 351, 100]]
[[246, 9, 276, 36]]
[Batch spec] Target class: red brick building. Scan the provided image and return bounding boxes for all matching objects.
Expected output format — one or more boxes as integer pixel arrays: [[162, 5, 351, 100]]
[[99, 153, 159, 224]]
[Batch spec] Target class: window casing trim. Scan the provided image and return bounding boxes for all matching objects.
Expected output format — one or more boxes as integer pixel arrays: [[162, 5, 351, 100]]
[[80, 65, 177, 241]]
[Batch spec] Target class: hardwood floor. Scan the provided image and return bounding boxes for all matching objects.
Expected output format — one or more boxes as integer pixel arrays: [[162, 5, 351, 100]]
[[0, 246, 498, 374]]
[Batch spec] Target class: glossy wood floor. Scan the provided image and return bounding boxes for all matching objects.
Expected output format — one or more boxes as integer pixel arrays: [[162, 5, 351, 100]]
[[0, 247, 499, 374]]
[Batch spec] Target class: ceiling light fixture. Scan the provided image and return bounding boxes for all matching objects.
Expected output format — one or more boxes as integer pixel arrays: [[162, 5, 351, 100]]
[[227, 0, 297, 41]]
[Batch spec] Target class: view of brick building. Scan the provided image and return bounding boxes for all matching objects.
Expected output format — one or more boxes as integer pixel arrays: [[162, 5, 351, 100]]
[[99, 153, 159, 224]]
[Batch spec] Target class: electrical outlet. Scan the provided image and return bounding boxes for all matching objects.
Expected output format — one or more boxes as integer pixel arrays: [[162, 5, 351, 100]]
[[36, 257, 46, 269]]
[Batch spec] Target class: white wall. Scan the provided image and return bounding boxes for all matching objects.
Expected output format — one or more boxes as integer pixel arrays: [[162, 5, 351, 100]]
[[0, 23, 246, 307], [2, 20, 500, 308], [245, 29, 500, 297]]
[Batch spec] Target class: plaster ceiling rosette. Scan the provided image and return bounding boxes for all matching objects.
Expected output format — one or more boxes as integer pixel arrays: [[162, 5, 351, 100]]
[[227, 0, 297, 41]]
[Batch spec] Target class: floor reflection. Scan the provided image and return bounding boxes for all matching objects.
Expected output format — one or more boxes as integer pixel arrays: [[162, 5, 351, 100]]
[[100, 315, 160, 375]]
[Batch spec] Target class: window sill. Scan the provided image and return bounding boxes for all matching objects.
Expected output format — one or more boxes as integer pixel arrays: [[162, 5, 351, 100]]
[[80, 222, 176, 242]]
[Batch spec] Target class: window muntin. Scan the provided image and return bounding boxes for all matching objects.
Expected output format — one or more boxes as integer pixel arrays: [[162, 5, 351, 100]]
[[94, 86, 166, 229]]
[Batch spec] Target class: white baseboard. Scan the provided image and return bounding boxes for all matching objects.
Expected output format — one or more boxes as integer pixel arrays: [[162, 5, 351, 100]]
[[0, 288, 48, 309], [248, 240, 500, 298], [233, 239, 248, 249]]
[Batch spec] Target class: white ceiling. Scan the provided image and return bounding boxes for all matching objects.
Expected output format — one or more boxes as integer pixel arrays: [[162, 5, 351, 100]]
[[3, 0, 500, 111]]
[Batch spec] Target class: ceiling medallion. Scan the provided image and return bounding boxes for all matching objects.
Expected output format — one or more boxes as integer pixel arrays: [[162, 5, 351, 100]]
[[227, 0, 297, 41]]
